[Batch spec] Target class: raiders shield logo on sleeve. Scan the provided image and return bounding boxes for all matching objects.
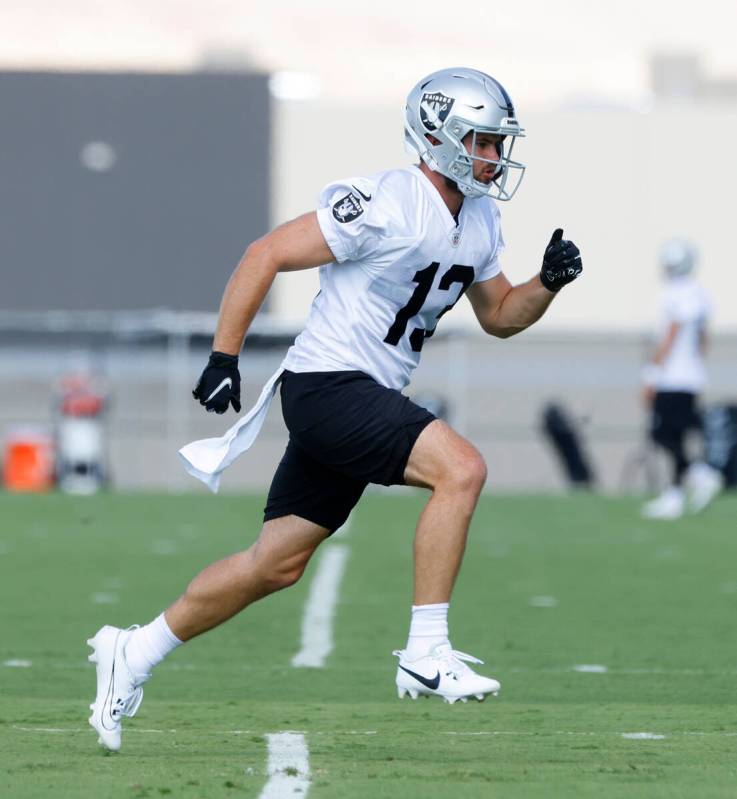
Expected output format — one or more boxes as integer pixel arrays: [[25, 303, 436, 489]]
[[420, 92, 455, 131], [332, 192, 364, 223]]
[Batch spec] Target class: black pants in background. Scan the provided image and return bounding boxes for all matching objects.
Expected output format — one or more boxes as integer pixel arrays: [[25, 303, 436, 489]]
[[649, 391, 702, 484]]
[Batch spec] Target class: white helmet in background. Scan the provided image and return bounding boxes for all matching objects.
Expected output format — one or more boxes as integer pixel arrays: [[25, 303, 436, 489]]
[[404, 67, 526, 201], [660, 238, 697, 278]]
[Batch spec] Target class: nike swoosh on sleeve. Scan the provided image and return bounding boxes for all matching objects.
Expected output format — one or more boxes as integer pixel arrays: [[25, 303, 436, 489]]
[[205, 377, 233, 402], [351, 185, 372, 202]]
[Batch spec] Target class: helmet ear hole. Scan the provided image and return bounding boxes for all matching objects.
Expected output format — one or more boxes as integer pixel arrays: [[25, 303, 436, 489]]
[[424, 133, 442, 146]]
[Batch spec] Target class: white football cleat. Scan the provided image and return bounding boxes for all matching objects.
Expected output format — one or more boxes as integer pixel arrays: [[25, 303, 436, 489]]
[[87, 625, 148, 751], [393, 643, 500, 704], [641, 486, 685, 520], [685, 462, 723, 514]]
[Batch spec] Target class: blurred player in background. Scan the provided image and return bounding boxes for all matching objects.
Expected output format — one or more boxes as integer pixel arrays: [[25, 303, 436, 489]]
[[641, 239, 723, 519], [87, 67, 583, 751]]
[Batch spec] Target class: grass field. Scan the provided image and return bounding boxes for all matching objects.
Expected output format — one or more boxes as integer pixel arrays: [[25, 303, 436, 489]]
[[1, 490, 736, 798]]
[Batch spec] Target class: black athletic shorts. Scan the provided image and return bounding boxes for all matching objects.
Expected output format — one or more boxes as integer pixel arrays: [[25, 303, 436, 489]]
[[650, 391, 701, 440], [263, 370, 436, 532]]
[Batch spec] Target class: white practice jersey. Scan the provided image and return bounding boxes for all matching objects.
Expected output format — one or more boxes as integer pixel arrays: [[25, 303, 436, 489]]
[[283, 166, 504, 389], [656, 276, 712, 392]]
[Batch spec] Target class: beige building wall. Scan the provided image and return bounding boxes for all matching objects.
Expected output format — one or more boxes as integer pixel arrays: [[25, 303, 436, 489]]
[[269, 101, 737, 333]]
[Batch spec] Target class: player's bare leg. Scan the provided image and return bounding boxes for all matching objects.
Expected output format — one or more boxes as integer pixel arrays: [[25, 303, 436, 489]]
[[88, 515, 328, 750], [165, 515, 330, 641], [394, 419, 498, 703], [403, 419, 487, 604]]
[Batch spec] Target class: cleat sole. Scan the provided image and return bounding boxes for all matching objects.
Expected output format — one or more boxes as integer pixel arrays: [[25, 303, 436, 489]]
[[397, 690, 502, 704]]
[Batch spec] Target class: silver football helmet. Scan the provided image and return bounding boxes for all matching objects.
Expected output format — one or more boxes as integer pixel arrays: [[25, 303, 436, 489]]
[[404, 67, 525, 201], [660, 238, 697, 278]]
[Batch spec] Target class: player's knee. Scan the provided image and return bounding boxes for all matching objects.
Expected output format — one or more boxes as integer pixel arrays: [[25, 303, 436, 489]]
[[260, 561, 305, 592], [464, 451, 488, 494], [261, 551, 313, 592], [444, 449, 487, 496]]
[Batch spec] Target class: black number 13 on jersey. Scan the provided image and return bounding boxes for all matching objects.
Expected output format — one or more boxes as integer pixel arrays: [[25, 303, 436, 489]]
[[383, 263, 474, 353]]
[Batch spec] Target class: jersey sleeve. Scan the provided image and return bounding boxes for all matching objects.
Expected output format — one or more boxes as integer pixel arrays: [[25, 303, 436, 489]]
[[315, 177, 385, 263], [474, 201, 505, 283]]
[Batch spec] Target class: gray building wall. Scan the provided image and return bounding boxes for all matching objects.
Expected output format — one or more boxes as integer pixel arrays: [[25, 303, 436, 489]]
[[0, 71, 270, 311]]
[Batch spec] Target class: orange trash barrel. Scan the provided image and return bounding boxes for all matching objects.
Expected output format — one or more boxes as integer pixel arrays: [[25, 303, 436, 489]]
[[2, 429, 55, 492]]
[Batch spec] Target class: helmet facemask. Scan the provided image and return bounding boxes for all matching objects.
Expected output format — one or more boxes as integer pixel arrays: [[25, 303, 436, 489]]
[[445, 125, 525, 201]]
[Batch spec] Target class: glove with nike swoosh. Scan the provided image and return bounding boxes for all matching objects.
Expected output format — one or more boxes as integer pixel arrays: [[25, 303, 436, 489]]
[[540, 228, 583, 292], [192, 351, 242, 414]]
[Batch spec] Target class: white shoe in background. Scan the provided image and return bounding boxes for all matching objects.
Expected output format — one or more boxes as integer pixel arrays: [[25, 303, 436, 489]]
[[686, 462, 723, 513], [641, 486, 685, 520]]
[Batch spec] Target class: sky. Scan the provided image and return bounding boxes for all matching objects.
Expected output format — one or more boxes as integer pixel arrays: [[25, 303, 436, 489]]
[[2, 0, 736, 109]]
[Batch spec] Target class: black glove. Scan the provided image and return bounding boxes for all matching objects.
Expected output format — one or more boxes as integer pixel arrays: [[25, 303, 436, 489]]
[[540, 228, 583, 292], [192, 351, 241, 414]]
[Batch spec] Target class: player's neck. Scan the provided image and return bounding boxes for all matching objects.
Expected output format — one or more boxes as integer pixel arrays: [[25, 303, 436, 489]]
[[417, 163, 464, 217]]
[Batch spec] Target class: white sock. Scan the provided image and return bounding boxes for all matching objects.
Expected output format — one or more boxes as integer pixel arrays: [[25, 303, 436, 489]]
[[404, 603, 450, 660], [124, 613, 182, 677]]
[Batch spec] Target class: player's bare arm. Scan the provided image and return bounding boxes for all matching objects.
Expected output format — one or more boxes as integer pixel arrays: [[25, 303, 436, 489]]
[[467, 228, 583, 338], [213, 212, 333, 355], [192, 213, 332, 413], [467, 271, 554, 338]]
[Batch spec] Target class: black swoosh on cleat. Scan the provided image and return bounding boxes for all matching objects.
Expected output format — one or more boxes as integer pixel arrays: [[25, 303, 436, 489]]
[[351, 185, 372, 202], [399, 665, 440, 690]]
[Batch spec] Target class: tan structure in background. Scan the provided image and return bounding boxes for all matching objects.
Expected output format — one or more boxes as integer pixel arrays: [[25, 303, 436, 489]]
[[271, 102, 737, 333]]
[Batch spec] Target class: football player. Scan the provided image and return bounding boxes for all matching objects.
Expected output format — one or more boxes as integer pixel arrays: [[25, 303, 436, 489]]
[[640, 239, 722, 519], [88, 67, 582, 750]]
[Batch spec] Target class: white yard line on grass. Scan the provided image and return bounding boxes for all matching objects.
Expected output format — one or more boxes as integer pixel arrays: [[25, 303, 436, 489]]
[[31, 661, 737, 678], [507, 666, 737, 676], [11, 725, 737, 738], [291, 544, 349, 668], [258, 732, 310, 799], [11, 726, 169, 734]]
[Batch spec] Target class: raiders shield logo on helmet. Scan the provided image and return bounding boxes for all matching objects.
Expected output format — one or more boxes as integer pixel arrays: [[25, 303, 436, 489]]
[[420, 91, 455, 132], [332, 192, 364, 223]]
